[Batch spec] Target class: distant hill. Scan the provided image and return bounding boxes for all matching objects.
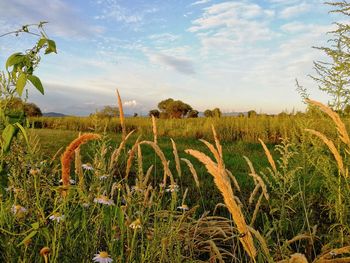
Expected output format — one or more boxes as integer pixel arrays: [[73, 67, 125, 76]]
[[43, 112, 66, 117]]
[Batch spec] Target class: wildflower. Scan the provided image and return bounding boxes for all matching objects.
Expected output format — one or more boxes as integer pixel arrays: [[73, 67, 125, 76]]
[[177, 204, 189, 211], [82, 202, 90, 208], [11, 205, 27, 215], [49, 212, 65, 222], [94, 195, 115, 206], [165, 183, 179, 193], [29, 168, 40, 176], [82, 163, 94, 171], [93, 251, 113, 263], [99, 175, 109, 180], [59, 178, 76, 185], [40, 247, 50, 263], [129, 218, 142, 229]]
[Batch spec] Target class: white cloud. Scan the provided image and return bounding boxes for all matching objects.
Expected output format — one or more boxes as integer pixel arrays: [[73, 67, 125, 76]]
[[124, 100, 138, 107], [279, 2, 311, 18], [146, 51, 196, 75], [191, 0, 211, 6]]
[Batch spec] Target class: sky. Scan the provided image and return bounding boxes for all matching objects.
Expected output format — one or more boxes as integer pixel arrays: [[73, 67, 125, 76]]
[[0, 0, 341, 116]]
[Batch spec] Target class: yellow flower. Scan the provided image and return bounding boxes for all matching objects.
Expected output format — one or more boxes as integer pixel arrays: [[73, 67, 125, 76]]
[[129, 218, 142, 229]]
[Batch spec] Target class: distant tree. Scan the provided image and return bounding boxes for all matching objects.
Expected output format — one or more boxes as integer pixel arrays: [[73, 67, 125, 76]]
[[187, 110, 199, 118], [212, 108, 222, 118], [94, 106, 119, 118], [157, 98, 193, 118], [24, 102, 42, 117], [237, 113, 245, 117], [5, 98, 42, 117], [247, 110, 257, 118], [277, 112, 289, 118], [204, 109, 213, 117], [133, 113, 138, 117], [149, 109, 160, 118]]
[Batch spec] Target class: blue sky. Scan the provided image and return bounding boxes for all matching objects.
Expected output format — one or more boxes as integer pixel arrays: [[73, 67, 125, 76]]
[[0, 0, 339, 115]]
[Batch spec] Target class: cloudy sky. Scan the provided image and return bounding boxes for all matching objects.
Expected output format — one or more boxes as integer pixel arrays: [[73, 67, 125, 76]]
[[0, 0, 340, 115]]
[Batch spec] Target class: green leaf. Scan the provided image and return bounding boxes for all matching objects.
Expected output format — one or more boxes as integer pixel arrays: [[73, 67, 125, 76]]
[[37, 38, 47, 49], [2, 124, 16, 152], [17, 231, 38, 247], [15, 123, 29, 148], [31, 222, 40, 230], [16, 73, 27, 96], [6, 53, 24, 70], [27, 75, 44, 95], [45, 39, 57, 54]]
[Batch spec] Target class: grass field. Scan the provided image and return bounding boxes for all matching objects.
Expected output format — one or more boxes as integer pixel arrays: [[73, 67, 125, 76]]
[[2, 102, 350, 262]]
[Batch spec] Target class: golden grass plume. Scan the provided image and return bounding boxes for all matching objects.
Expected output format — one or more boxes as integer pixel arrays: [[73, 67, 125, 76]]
[[61, 133, 101, 186]]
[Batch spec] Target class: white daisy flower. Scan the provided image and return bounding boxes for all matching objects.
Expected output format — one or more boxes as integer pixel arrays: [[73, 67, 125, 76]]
[[129, 218, 142, 229], [165, 183, 179, 193], [49, 212, 65, 222], [11, 205, 27, 215], [93, 251, 113, 263], [59, 179, 76, 184], [177, 204, 189, 211], [82, 202, 90, 208], [82, 163, 94, 171], [99, 175, 109, 180], [94, 195, 115, 206]]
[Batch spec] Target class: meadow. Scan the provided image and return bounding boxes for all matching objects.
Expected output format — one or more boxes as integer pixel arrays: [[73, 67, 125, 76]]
[[1, 99, 350, 262]]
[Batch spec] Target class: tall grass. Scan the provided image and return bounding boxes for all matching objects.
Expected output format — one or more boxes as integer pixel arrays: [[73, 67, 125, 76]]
[[1, 98, 350, 262]]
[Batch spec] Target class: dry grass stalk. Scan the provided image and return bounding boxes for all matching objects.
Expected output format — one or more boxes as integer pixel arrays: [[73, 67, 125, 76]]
[[212, 125, 223, 159], [306, 99, 350, 146], [244, 156, 269, 201], [314, 246, 350, 262], [185, 148, 257, 258], [199, 139, 221, 165], [116, 89, 126, 141], [140, 140, 174, 186], [305, 129, 346, 176], [247, 226, 272, 260], [226, 169, 241, 192], [137, 144, 144, 180], [125, 136, 141, 179], [208, 240, 225, 263], [249, 184, 261, 204], [250, 192, 263, 226], [74, 147, 84, 189], [109, 130, 134, 170], [181, 158, 200, 188], [143, 165, 153, 188], [259, 138, 277, 174], [171, 138, 182, 178], [182, 188, 188, 205], [61, 133, 101, 187], [152, 114, 158, 144]]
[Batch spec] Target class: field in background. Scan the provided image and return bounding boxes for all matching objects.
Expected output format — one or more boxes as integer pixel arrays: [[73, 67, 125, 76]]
[[30, 113, 345, 143]]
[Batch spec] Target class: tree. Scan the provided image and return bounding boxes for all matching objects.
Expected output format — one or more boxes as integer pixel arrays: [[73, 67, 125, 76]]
[[212, 108, 222, 118], [247, 110, 257, 118], [310, 1, 350, 112], [204, 109, 213, 117], [149, 109, 160, 118], [157, 98, 193, 118], [94, 106, 118, 118], [187, 110, 199, 118]]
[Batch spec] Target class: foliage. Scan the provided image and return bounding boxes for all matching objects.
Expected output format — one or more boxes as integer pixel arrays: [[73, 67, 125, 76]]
[[92, 105, 119, 118], [187, 109, 199, 118], [0, 22, 56, 189], [310, 1, 350, 112], [148, 109, 160, 118], [157, 98, 193, 118], [204, 108, 222, 118]]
